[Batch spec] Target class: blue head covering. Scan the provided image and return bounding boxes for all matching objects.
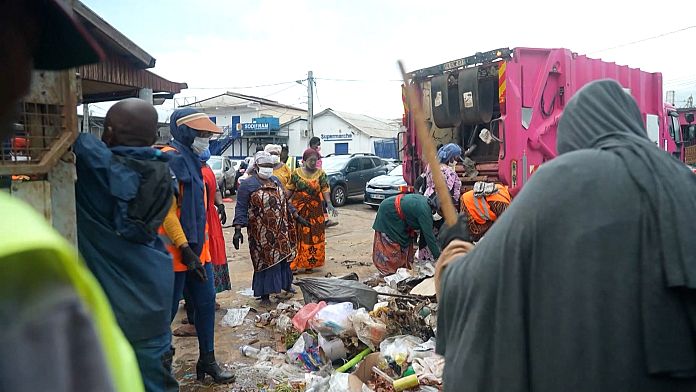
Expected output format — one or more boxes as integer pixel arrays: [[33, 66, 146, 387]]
[[168, 109, 206, 254], [437, 143, 462, 163], [199, 148, 211, 162]]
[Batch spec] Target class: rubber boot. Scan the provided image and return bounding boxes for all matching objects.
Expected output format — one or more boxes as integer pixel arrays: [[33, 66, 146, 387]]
[[196, 351, 235, 384]]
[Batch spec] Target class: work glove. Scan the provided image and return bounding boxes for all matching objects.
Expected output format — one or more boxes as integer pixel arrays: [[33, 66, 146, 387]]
[[216, 203, 227, 224], [233, 228, 244, 250], [295, 215, 310, 227], [180, 245, 207, 282], [437, 214, 472, 249]]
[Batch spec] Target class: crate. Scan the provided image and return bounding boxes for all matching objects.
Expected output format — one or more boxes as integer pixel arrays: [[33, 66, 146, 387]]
[[0, 70, 78, 175]]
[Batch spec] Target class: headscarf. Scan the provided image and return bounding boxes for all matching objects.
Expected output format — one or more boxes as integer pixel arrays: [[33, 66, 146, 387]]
[[167, 108, 206, 255], [302, 148, 321, 162], [252, 151, 274, 169], [558, 80, 696, 375], [264, 144, 282, 155], [437, 143, 462, 163], [264, 144, 283, 168]]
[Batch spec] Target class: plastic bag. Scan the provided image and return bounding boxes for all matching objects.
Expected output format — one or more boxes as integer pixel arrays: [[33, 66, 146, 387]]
[[292, 301, 327, 332], [295, 277, 378, 309], [309, 302, 356, 337], [411, 337, 437, 360], [351, 308, 388, 350], [275, 314, 293, 332], [380, 335, 424, 365], [318, 334, 348, 361], [327, 373, 351, 392], [220, 307, 250, 327], [384, 268, 415, 289], [412, 355, 445, 385], [287, 332, 326, 371]]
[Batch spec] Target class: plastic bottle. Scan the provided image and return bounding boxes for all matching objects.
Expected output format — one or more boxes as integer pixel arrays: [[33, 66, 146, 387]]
[[239, 345, 260, 358]]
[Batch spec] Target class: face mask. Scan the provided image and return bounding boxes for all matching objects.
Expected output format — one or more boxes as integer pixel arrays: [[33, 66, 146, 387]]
[[191, 137, 210, 155], [432, 212, 442, 221], [271, 155, 280, 164], [258, 167, 274, 179]]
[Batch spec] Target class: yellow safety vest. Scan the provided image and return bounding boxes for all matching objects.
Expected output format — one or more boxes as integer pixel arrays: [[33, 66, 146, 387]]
[[0, 192, 144, 392]]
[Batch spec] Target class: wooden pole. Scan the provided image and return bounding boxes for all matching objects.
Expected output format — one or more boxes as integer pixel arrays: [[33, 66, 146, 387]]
[[398, 61, 458, 227]]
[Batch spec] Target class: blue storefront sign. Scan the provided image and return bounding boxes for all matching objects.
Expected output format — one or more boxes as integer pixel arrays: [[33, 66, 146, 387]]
[[241, 122, 271, 132]]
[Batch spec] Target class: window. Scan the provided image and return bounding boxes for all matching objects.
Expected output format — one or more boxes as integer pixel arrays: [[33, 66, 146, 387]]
[[371, 157, 383, 167], [323, 156, 351, 172], [389, 165, 403, 176], [671, 116, 682, 143], [360, 157, 375, 170], [346, 158, 360, 172], [645, 114, 659, 147], [335, 143, 349, 155], [209, 158, 223, 170]]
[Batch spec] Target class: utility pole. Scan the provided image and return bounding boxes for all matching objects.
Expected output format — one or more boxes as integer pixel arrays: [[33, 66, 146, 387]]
[[307, 70, 314, 138]]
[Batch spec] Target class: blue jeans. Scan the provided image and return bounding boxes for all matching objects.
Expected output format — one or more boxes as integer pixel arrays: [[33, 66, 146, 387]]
[[171, 263, 215, 353], [131, 331, 179, 392]]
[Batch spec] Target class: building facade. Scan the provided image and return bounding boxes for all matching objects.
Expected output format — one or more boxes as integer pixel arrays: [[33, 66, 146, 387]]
[[283, 109, 399, 158], [180, 92, 306, 158]]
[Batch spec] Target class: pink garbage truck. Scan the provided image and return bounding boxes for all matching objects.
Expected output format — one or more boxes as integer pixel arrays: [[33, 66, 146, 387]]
[[401, 47, 678, 192]]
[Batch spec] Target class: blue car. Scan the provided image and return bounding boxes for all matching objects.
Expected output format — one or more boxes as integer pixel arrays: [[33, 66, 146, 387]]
[[322, 154, 388, 207]]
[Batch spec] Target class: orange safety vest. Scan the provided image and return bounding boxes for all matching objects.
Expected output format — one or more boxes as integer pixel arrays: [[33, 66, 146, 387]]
[[157, 146, 211, 272], [461, 184, 511, 225]]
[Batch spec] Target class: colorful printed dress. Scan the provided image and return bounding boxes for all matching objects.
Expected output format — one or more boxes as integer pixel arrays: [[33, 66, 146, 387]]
[[233, 176, 297, 297], [286, 168, 329, 271], [202, 164, 231, 293]]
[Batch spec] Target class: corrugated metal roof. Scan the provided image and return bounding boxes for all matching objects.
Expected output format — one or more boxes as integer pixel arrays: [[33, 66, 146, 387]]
[[182, 92, 306, 112], [316, 109, 399, 138]]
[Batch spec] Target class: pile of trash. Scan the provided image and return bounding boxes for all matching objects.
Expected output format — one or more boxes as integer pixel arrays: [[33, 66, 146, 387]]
[[239, 266, 442, 391]]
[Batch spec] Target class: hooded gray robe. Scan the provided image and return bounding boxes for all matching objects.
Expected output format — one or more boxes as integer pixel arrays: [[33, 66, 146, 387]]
[[437, 80, 696, 391]]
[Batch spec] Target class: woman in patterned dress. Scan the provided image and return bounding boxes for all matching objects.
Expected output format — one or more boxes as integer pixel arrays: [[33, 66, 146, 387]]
[[285, 148, 338, 272], [232, 152, 308, 306]]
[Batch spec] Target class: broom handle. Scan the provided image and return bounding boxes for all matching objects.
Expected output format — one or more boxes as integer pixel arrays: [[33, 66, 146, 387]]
[[398, 61, 458, 227]]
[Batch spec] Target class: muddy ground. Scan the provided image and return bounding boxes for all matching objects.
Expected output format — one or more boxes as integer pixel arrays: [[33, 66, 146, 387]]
[[172, 197, 380, 391]]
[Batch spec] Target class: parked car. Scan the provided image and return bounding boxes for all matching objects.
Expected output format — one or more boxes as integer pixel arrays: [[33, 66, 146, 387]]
[[323, 153, 388, 207], [380, 158, 399, 171], [208, 155, 237, 195], [364, 165, 413, 208]]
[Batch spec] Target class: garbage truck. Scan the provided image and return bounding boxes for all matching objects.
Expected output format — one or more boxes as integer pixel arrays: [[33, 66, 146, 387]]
[[401, 47, 677, 191]]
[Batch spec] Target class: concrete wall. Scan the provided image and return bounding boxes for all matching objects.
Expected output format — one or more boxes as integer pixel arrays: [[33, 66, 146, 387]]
[[312, 114, 379, 155], [285, 119, 310, 157]]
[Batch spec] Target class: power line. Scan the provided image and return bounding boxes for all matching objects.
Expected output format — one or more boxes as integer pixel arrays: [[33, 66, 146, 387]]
[[313, 79, 322, 108], [186, 80, 300, 90], [265, 83, 303, 97], [591, 25, 696, 54], [315, 77, 402, 83]]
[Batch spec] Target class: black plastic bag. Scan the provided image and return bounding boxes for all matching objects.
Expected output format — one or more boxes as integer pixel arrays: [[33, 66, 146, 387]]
[[294, 277, 378, 309]]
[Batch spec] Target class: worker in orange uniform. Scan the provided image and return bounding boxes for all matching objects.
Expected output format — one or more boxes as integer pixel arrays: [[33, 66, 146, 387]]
[[159, 108, 234, 384], [459, 181, 512, 242]]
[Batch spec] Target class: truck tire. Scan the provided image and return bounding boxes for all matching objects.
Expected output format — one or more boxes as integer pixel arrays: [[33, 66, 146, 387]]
[[331, 185, 347, 207]]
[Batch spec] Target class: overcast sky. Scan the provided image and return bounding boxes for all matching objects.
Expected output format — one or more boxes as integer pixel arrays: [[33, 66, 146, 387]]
[[83, 0, 696, 120]]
